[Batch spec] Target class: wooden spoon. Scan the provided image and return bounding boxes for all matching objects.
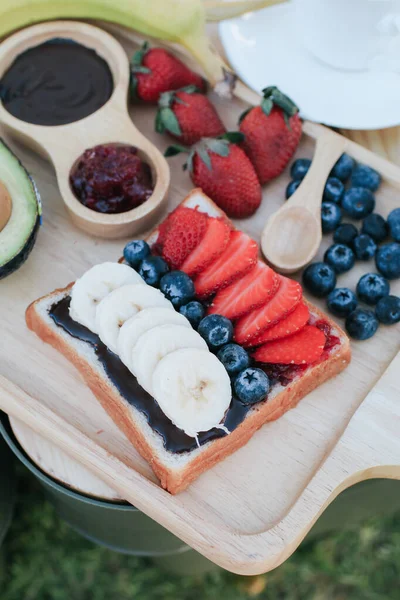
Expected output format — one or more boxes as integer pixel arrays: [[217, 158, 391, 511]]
[[0, 21, 170, 239], [261, 131, 348, 274], [0, 180, 12, 232]]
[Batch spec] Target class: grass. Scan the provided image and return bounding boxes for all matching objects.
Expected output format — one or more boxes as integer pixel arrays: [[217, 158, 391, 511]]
[[2, 466, 400, 600]]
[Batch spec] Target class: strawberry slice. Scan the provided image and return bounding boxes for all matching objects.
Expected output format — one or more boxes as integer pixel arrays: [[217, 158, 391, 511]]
[[234, 276, 302, 345], [194, 231, 258, 298], [181, 217, 230, 277], [160, 207, 208, 269], [208, 261, 279, 320], [151, 205, 180, 255], [253, 325, 326, 365], [247, 301, 310, 346]]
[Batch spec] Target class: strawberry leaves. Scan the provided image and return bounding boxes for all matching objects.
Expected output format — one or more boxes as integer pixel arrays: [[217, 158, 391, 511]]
[[164, 133, 244, 173], [238, 107, 252, 124], [260, 86, 299, 126], [239, 87, 298, 129], [130, 41, 151, 74], [260, 96, 274, 117], [194, 135, 245, 170], [164, 144, 189, 157], [155, 85, 201, 137], [238, 85, 300, 130], [156, 107, 182, 136], [220, 131, 245, 144], [129, 41, 152, 100], [205, 138, 230, 157], [197, 146, 212, 170], [158, 86, 198, 109]]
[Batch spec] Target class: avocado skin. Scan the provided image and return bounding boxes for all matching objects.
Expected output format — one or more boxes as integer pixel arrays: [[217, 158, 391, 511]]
[[0, 138, 42, 280], [0, 216, 40, 280]]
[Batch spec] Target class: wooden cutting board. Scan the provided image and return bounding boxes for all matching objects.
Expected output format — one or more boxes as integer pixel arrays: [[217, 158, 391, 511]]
[[0, 24, 399, 575]]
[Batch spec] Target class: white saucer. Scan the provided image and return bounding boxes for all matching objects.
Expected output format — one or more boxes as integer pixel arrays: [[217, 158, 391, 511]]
[[219, 3, 400, 130]]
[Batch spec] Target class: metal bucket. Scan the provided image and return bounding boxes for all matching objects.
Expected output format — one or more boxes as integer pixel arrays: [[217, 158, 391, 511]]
[[0, 432, 16, 585], [308, 476, 400, 540], [1, 412, 399, 574], [0, 413, 216, 575]]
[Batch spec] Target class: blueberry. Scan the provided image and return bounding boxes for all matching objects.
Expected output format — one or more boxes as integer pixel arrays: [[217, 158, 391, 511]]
[[352, 234, 377, 260], [327, 288, 357, 318], [290, 158, 311, 181], [333, 223, 358, 246], [179, 301, 205, 328], [285, 179, 301, 199], [321, 201, 342, 233], [361, 213, 389, 243], [345, 308, 379, 340], [159, 271, 195, 307], [356, 273, 390, 305], [323, 177, 344, 204], [351, 164, 381, 191], [234, 367, 270, 405], [375, 242, 400, 280], [375, 295, 400, 325], [302, 262, 336, 298], [123, 239, 150, 268], [139, 256, 169, 286], [198, 314, 233, 349], [342, 188, 375, 219], [387, 207, 400, 242], [324, 243, 355, 274], [217, 343, 250, 377], [330, 153, 355, 182]]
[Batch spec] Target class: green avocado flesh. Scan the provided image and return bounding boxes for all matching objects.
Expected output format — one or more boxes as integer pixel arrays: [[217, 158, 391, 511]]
[[0, 139, 41, 279]]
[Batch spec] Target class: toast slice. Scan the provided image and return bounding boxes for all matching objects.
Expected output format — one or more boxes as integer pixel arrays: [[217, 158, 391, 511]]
[[26, 190, 351, 494]]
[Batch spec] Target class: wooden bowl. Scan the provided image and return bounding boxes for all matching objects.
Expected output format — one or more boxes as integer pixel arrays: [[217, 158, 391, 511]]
[[0, 21, 170, 239]]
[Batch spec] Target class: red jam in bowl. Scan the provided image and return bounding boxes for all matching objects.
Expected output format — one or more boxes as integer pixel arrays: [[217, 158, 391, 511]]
[[70, 144, 154, 214]]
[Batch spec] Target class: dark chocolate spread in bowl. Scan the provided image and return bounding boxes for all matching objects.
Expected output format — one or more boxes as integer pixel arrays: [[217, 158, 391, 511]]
[[0, 38, 113, 126]]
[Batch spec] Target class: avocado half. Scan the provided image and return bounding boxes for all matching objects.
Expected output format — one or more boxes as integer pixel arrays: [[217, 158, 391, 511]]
[[0, 139, 41, 280]]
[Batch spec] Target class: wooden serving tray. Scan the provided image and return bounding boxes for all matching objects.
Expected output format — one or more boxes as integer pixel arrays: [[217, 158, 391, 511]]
[[0, 26, 399, 575]]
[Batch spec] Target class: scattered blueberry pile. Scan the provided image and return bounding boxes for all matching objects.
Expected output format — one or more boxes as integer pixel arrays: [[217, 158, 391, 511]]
[[123, 239, 269, 405], [287, 156, 400, 340]]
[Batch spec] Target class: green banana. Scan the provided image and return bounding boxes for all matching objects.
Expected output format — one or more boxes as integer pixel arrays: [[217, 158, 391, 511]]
[[204, 0, 285, 22], [0, 0, 282, 89]]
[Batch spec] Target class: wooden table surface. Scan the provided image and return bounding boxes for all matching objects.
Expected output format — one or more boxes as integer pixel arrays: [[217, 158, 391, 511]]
[[343, 127, 400, 166]]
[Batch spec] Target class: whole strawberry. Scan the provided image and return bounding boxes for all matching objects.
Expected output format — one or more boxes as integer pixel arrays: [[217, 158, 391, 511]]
[[130, 42, 206, 103], [155, 86, 226, 145], [239, 86, 302, 184], [166, 135, 262, 218]]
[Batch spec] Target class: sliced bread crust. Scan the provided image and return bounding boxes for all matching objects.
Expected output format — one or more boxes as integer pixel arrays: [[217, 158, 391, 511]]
[[26, 190, 351, 494]]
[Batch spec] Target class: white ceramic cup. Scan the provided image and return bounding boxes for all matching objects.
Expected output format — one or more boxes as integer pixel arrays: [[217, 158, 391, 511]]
[[294, 0, 400, 71]]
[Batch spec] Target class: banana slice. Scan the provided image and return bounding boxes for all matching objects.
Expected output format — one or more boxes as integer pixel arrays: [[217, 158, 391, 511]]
[[118, 308, 191, 370], [152, 348, 231, 438], [131, 324, 207, 393], [95, 284, 173, 354], [70, 262, 143, 333]]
